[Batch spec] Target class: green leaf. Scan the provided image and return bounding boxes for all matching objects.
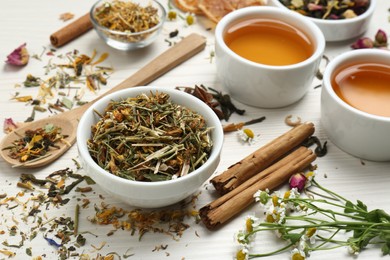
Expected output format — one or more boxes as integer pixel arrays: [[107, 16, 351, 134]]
[[44, 123, 55, 133], [356, 200, 368, 212], [366, 209, 382, 223], [282, 233, 302, 244], [344, 200, 355, 213], [61, 97, 74, 110], [382, 244, 390, 255]]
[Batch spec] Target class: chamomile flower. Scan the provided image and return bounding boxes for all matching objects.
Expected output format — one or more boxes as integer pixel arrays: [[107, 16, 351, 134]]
[[237, 128, 259, 145], [291, 248, 306, 260], [304, 227, 317, 244], [185, 12, 196, 26], [348, 243, 360, 255], [167, 10, 177, 21], [236, 247, 249, 260], [304, 171, 316, 188]]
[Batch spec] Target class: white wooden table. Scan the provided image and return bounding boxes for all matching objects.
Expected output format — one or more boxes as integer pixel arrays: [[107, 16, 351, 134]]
[[0, 1, 389, 259]]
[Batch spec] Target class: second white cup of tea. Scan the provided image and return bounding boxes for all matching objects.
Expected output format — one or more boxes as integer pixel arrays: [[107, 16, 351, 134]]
[[215, 6, 325, 108]]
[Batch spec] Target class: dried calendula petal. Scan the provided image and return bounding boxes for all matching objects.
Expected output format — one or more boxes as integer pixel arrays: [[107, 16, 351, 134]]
[[5, 43, 29, 66]]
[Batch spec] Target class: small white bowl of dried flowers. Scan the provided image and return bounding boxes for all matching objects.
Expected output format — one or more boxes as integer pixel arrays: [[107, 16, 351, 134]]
[[269, 0, 376, 42]]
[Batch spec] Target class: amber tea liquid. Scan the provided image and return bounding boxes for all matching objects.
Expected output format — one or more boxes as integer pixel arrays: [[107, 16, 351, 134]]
[[332, 62, 390, 117], [224, 18, 313, 66]]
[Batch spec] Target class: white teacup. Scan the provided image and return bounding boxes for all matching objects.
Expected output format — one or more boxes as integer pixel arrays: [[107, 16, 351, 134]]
[[215, 6, 325, 108], [321, 49, 390, 161]]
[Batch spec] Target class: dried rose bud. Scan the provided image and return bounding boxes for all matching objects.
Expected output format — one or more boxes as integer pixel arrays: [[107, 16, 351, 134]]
[[3, 118, 18, 133], [289, 173, 306, 192], [350, 37, 374, 49], [375, 29, 388, 46], [5, 43, 29, 66]]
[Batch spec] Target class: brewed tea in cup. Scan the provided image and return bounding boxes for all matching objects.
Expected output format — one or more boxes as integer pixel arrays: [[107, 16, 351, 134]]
[[215, 6, 325, 108]]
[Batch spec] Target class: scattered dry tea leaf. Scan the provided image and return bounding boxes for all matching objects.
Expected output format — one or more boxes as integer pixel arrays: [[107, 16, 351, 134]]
[[59, 12, 74, 21]]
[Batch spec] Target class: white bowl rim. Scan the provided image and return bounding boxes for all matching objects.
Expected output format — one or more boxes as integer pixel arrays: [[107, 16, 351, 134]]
[[323, 48, 390, 122], [77, 86, 224, 188], [270, 0, 376, 25], [90, 0, 167, 37], [215, 6, 326, 70]]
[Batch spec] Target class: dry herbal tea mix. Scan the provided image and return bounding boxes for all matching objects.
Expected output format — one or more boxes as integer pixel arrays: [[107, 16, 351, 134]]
[[278, 0, 370, 20], [87, 91, 213, 182], [2, 123, 69, 164], [93, 0, 161, 42]]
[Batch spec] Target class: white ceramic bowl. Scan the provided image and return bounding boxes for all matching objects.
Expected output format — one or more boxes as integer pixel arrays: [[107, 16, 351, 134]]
[[77, 87, 224, 208], [321, 49, 390, 161], [269, 0, 376, 42], [90, 0, 166, 50], [215, 6, 325, 108]]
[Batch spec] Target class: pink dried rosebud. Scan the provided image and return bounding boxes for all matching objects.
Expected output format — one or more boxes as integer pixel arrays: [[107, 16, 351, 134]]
[[375, 29, 387, 46], [289, 173, 306, 192], [3, 118, 18, 133], [5, 43, 29, 66], [350, 37, 374, 49]]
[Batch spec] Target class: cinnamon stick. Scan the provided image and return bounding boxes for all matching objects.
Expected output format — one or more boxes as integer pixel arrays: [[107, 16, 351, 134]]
[[211, 122, 315, 195], [50, 13, 93, 48], [200, 146, 316, 230]]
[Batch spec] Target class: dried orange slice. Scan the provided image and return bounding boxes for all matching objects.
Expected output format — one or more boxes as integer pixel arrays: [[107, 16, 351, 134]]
[[198, 0, 267, 23], [198, 0, 234, 23], [174, 0, 204, 15]]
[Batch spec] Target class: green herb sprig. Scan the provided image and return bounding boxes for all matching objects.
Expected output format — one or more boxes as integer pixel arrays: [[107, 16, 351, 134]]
[[236, 172, 390, 259]]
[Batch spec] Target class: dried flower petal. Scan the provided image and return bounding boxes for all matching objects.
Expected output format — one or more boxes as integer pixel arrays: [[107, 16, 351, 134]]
[[3, 118, 18, 133], [307, 3, 323, 11], [289, 173, 306, 192], [350, 37, 374, 49], [5, 43, 29, 66], [59, 12, 74, 21], [342, 9, 357, 19]]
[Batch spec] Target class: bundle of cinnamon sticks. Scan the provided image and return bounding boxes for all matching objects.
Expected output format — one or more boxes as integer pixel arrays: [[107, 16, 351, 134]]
[[199, 122, 317, 230]]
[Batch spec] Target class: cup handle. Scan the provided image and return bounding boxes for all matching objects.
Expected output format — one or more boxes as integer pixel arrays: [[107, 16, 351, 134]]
[[316, 55, 330, 80]]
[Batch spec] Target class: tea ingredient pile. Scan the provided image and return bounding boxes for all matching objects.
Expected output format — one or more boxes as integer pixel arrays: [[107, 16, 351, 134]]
[[2, 123, 69, 164], [94, 0, 160, 33], [278, 0, 370, 20], [87, 91, 213, 181]]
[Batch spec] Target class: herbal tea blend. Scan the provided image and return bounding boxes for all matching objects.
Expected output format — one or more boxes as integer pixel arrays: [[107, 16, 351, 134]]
[[278, 0, 370, 20], [2, 123, 69, 164], [87, 91, 213, 182]]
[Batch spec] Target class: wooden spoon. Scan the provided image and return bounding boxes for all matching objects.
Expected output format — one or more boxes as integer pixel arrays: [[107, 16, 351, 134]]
[[0, 33, 206, 168]]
